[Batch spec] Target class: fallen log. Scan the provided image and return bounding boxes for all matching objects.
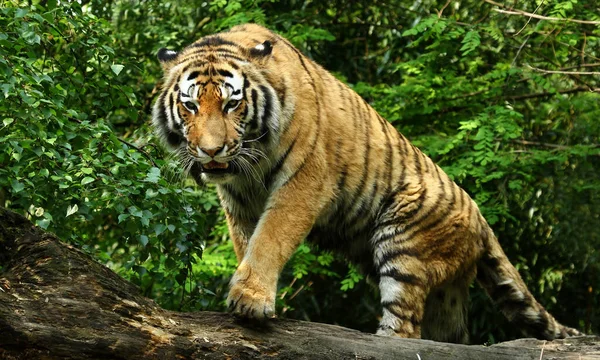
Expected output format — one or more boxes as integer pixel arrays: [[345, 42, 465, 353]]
[[0, 207, 597, 359]]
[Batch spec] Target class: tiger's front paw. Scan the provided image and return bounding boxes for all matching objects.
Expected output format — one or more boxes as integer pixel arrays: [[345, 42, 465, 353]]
[[226, 265, 276, 320]]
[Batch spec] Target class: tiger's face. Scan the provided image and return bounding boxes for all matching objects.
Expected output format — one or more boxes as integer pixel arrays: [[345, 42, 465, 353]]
[[153, 38, 277, 184], [175, 69, 246, 180]]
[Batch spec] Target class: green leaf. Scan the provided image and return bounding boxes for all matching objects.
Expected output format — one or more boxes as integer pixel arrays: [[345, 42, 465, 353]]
[[460, 30, 481, 56], [15, 8, 29, 18], [154, 224, 167, 236], [145, 167, 161, 183], [81, 176, 95, 185], [37, 218, 50, 230], [128, 206, 143, 218], [66, 204, 79, 217], [111, 64, 124, 76], [11, 180, 24, 193]]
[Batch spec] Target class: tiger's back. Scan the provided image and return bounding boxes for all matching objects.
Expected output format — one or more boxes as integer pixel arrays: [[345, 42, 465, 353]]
[[153, 23, 581, 342]]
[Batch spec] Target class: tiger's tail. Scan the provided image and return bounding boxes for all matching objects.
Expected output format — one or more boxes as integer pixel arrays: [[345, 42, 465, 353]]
[[476, 225, 582, 340]]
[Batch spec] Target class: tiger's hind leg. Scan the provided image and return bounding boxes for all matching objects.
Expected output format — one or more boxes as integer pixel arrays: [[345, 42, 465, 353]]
[[421, 269, 475, 344], [371, 180, 484, 339], [376, 267, 429, 338]]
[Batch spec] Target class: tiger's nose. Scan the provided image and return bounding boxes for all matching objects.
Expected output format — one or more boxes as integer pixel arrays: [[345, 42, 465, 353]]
[[200, 145, 225, 158]]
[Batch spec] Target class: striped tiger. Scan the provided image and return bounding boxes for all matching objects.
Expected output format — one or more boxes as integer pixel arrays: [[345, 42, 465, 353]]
[[152, 24, 581, 343]]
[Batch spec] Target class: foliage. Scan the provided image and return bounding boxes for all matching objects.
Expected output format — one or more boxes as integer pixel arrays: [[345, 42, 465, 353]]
[[1, 0, 598, 344]]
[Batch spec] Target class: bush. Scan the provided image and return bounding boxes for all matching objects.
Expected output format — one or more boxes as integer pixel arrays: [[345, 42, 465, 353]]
[[1, 0, 598, 343]]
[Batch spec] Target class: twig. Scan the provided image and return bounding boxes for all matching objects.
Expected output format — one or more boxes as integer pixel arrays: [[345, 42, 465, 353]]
[[559, 63, 600, 71], [289, 281, 313, 301], [448, 86, 598, 102], [514, 0, 544, 36], [510, 139, 600, 149], [539, 340, 546, 360], [484, 0, 600, 25], [436, 0, 452, 18], [279, 277, 297, 300], [506, 86, 599, 100], [526, 65, 600, 75], [581, 32, 587, 65], [511, 32, 532, 67], [117, 138, 159, 167]]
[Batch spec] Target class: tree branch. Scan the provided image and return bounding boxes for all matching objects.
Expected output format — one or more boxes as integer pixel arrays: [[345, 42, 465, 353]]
[[506, 86, 600, 100], [484, 0, 600, 25], [526, 65, 600, 76], [510, 139, 600, 150], [117, 137, 159, 168]]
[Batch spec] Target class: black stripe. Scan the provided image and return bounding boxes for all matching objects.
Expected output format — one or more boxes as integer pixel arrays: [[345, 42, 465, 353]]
[[382, 122, 393, 195], [389, 188, 428, 220], [400, 176, 455, 235], [411, 187, 457, 236], [375, 247, 422, 268], [487, 283, 515, 299], [378, 267, 421, 285], [422, 151, 431, 173], [243, 75, 250, 91], [457, 188, 466, 212], [518, 309, 550, 337], [175, 108, 184, 131], [239, 103, 248, 122], [250, 88, 260, 131], [480, 254, 501, 269], [168, 94, 179, 130], [381, 302, 422, 325], [276, 82, 287, 105], [156, 92, 168, 127], [347, 96, 371, 210], [347, 170, 379, 226], [264, 137, 298, 187], [178, 52, 247, 66], [189, 48, 240, 56], [398, 134, 409, 157], [187, 71, 200, 80], [216, 69, 234, 78], [259, 85, 273, 137], [167, 131, 183, 147], [192, 36, 240, 48]]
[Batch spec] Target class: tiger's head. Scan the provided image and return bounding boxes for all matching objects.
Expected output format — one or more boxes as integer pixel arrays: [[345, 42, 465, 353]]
[[152, 29, 278, 184]]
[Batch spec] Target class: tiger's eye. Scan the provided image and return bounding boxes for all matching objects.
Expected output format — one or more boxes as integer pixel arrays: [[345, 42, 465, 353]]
[[183, 101, 197, 112], [225, 99, 240, 113]]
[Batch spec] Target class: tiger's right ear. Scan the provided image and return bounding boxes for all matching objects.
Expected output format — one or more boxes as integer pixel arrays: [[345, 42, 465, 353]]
[[157, 48, 179, 70]]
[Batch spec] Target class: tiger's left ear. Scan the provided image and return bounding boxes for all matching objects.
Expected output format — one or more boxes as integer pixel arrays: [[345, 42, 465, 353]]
[[157, 48, 179, 71], [249, 40, 273, 59]]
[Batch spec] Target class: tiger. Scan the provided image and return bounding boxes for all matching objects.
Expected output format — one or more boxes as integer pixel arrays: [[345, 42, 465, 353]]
[[152, 23, 582, 343]]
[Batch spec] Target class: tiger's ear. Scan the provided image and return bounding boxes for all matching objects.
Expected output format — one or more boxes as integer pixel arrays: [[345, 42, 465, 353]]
[[249, 40, 273, 59], [157, 48, 179, 70]]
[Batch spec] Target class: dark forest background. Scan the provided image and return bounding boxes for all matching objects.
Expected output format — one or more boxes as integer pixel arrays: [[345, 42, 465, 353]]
[[1, 0, 598, 344]]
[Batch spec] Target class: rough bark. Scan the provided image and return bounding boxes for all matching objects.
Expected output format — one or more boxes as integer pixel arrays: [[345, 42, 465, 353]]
[[0, 207, 598, 359]]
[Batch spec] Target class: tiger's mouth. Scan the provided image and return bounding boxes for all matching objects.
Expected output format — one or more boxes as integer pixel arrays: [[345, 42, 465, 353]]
[[203, 161, 229, 171], [194, 160, 236, 176]]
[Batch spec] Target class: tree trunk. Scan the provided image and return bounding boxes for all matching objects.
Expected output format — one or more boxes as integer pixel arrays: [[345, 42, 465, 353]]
[[0, 207, 597, 359]]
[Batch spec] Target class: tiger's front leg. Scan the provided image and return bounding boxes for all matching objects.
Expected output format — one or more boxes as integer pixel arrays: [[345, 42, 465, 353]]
[[226, 162, 331, 319]]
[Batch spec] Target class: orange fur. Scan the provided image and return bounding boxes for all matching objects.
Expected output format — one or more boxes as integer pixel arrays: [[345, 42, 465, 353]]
[[153, 24, 581, 342]]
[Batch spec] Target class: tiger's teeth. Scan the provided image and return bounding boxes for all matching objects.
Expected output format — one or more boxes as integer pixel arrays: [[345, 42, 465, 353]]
[[204, 161, 229, 170]]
